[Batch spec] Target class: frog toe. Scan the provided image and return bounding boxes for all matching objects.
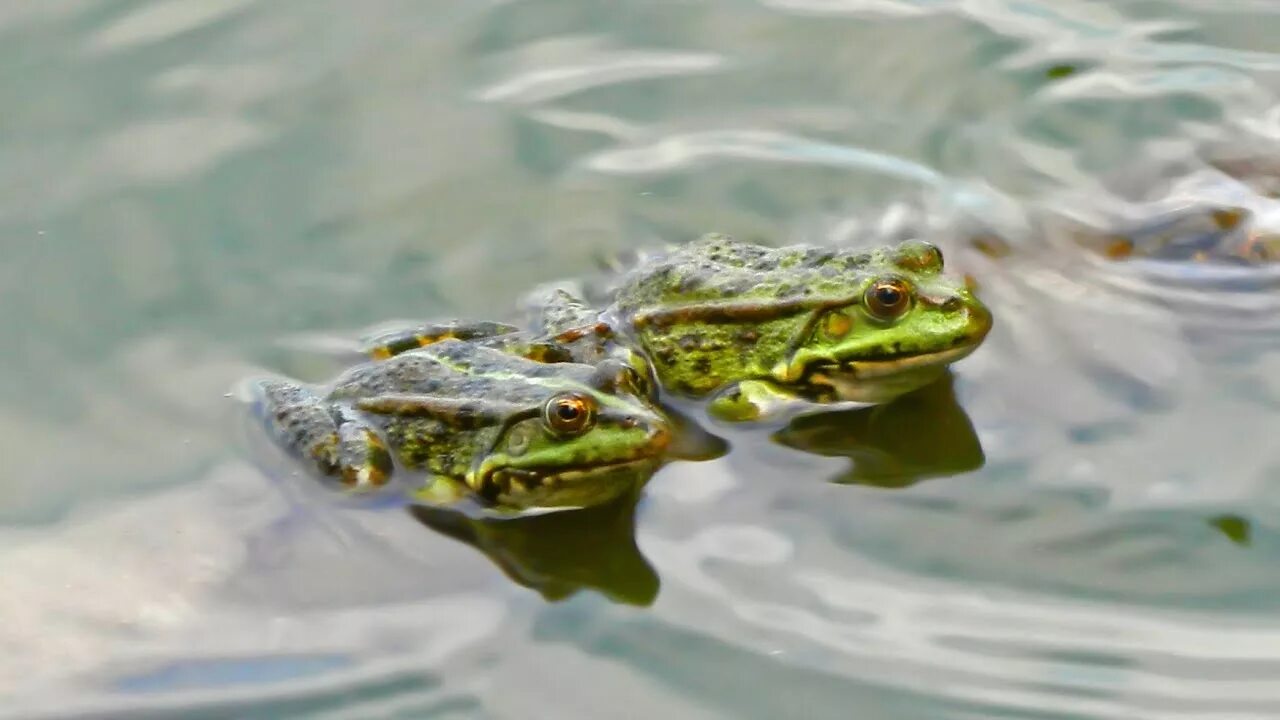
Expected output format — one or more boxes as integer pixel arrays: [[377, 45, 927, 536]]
[[334, 410, 394, 490], [254, 380, 394, 490], [706, 380, 804, 424]]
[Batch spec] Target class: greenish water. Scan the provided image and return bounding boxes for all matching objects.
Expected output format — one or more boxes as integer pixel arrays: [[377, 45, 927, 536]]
[[7, 1, 1280, 718]]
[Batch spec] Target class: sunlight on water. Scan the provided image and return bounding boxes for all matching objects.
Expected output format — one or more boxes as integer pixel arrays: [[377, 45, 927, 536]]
[[6, 1, 1280, 718]]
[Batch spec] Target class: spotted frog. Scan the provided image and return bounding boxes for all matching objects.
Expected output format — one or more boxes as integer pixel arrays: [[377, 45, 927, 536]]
[[252, 339, 670, 511], [601, 233, 993, 421]]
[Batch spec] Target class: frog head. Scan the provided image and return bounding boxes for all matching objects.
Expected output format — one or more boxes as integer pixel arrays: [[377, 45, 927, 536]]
[[775, 240, 992, 401], [470, 359, 671, 509]]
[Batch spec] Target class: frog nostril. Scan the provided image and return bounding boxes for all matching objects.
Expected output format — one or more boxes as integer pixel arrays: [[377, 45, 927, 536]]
[[941, 297, 962, 313], [621, 416, 639, 429]]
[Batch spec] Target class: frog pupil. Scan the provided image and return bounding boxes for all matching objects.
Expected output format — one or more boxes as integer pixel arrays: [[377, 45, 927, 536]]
[[557, 403, 580, 420], [876, 286, 901, 306]]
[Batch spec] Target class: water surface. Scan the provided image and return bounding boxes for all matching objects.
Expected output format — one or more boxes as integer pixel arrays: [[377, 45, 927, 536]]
[[6, 1, 1280, 718]]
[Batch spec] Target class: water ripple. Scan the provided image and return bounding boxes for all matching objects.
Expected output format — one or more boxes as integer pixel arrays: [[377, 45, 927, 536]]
[[640, 520, 1280, 718], [585, 129, 948, 182], [476, 41, 725, 104], [86, 0, 254, 54]]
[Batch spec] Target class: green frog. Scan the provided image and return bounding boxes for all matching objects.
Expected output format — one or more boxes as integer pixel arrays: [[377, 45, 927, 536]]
[[360, 234, 992, 423], [604, 233, 993, 421], [251, 338, 670, 512]]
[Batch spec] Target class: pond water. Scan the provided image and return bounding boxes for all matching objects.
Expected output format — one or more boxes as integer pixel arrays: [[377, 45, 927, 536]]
[[7, 1, 1280, 718]]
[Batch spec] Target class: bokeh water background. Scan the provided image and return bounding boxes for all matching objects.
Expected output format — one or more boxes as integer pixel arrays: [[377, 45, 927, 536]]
[[7, 1, 1280, 717]]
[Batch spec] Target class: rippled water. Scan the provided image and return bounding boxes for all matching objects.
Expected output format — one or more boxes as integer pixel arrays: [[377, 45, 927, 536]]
[[8, 1, 1280, 718]]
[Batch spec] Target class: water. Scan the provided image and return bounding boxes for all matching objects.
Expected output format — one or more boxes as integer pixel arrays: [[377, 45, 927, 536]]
[[6, 1, 1280, 717]]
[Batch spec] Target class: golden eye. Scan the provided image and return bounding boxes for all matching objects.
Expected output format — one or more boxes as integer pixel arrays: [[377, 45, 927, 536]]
[[822, 311, 852, 339], [543, 393, 596, 436], [864, 277, 913, 320]]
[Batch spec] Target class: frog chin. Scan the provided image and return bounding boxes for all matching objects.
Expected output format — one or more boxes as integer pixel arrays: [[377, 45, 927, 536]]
[[483, 457, 662, 509], [806, 344, 979, 403]]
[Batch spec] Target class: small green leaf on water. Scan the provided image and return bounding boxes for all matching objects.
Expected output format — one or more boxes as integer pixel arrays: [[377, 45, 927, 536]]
[[1209, 514, 1251, 546], [1046, 64, 1078, 80]]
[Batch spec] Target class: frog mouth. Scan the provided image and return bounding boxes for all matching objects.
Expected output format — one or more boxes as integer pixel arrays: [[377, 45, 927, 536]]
[[480, 456, 663, 504], [805, 338, 977, 377], [825, 342, 982, 379]]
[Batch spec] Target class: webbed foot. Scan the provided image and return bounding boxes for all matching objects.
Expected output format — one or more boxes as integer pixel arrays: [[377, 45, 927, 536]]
[[254, 380, 393, 490], [706, 380, 865, 424], [706, 380, 801, 423]]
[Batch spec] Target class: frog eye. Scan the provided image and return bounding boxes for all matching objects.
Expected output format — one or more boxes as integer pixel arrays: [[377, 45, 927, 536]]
[[863, 277, 913, 320], [543, 393, 597, 437]]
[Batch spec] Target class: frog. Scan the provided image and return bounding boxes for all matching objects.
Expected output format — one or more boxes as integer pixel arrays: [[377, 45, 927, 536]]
[[356, 234, 992, 423], [600, 233, 993, 421], [250, 338, 670, 512]]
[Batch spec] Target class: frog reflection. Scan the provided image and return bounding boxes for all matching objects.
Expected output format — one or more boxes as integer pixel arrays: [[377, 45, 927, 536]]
[[408, 488, 659, 606], [772, 372, 984, 488]]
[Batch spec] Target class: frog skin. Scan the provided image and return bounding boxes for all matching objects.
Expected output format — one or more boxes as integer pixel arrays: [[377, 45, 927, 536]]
[[252, 339, 670, 511], [360, 290, 660, 401], [360, 234, 992, 423], [602, 233, 993, 421]]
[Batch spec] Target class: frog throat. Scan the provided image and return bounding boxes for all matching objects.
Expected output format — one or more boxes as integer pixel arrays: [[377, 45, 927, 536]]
[[471, 455, 663, 504], [468, 415, 670, 503]]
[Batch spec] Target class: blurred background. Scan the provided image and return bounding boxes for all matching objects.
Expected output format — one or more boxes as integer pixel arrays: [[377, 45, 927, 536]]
[[7, 1, 1280, 718]]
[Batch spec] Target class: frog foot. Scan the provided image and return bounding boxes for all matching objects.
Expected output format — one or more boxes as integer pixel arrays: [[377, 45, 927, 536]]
[[254, 380, 394, 490], [705, 380, 808, 423]]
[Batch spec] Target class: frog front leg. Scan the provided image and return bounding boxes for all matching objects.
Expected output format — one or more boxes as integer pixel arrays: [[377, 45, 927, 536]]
[[362, 321, 522, 360], [254, 380, 394, 490], [362, 321, 573, 364], [706, 379, 810, 423]]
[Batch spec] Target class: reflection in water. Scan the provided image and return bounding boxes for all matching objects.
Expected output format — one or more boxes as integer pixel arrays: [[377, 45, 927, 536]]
[[772, 373, 984, 488], [1209, 513, 1252, 547], [17, 0, 1280, 715], [659, 401, 731, 463], [408, 489, 659, 606]]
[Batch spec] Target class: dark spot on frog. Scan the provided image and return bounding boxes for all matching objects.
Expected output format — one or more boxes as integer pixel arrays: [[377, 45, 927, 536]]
[[451, 404, 481, 426], [677, 334, 701, 351], [801, 249, 835, 267], [678, 274, 705, 292], [693, 357, 712, 375], [737, 329, 759, 344], [653, 346, 678, 366]]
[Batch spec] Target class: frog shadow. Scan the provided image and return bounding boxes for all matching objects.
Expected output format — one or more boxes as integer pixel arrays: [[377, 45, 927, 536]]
[[407, 488, 660, 607], [772, 372, 986, 488]]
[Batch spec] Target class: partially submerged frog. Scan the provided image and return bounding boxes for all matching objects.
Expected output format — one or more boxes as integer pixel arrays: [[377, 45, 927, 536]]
[[604, 233, 993, 421], [252, 339, 670, 512], [363, 234, 992, 422]]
